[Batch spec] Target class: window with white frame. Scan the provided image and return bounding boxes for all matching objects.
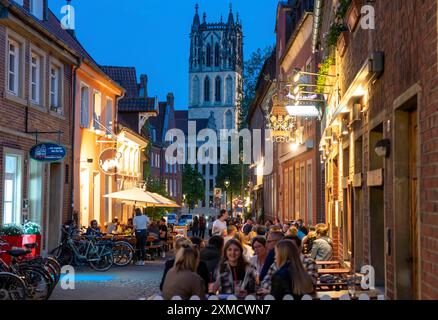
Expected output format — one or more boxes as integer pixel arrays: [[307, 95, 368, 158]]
[[3, 152, 23, 224], [29, 0, 44, 20], [50, 63, 61, 112], [7, 39, 20, 96], [93, 91, 102, 130], [30, 52, 41, 104], [80, 85, 90, 128], [105, 98, 113, 134]]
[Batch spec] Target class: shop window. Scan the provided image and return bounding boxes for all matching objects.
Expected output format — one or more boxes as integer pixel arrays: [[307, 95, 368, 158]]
[[3, 152, 23, 224], [307, 162, 312, 225]]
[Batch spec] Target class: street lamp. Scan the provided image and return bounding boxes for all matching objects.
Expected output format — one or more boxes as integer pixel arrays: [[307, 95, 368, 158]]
[[224, 179, 230, 211]]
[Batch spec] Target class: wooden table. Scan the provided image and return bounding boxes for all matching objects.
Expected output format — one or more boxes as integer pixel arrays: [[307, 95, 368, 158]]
[[316, 260, 341, 268], [317, 268, 350, 275]]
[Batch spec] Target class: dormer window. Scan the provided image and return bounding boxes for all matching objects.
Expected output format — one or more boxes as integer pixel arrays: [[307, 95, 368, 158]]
[[13, 0, 24, 5], [29, 0, 44, 20]]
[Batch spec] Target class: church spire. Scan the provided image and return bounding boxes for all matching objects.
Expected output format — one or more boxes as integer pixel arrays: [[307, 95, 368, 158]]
[[227, 3, 235, 26], [192, 3, 200, 30]]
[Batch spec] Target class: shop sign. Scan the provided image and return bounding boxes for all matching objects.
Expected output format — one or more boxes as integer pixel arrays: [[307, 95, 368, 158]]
[[30, 143, 66, 162], [214, 188, 222, 198], [99, 148, 122, 176]]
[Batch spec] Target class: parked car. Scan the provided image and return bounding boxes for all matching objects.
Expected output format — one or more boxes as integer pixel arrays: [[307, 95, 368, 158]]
[[178, 214, 194, 227], [165, 214, 177, 226]]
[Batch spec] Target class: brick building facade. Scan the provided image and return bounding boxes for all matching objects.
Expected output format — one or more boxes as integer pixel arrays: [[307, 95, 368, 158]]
[[315, 0, 438, 299]]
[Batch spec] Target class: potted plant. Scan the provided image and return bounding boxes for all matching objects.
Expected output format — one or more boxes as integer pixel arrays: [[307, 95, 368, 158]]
[[0, 224, 24, 265], [22, 222, 42, 257]]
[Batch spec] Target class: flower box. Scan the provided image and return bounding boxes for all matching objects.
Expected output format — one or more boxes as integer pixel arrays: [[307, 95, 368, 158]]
[[346, 0, 363, 32], [337, 31, 349, 57], [0, 235, 41, 265]]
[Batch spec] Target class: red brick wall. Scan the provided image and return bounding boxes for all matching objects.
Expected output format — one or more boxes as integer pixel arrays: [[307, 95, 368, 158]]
[[0, 20, 75, 251]]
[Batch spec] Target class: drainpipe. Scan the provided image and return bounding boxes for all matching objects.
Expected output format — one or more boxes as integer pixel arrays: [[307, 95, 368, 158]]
[[312, 0, 323, 54], [70, 58, 81, 223]]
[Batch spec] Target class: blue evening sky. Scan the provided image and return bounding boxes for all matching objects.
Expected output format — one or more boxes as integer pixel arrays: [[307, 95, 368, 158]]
[[50, 0, 279, 109]]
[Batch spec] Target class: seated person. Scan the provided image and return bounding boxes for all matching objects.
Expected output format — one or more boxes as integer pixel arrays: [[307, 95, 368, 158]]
[[106, 217, 122, 234], [148, 222, 160, 241], [85, 220, 102, 237], [159, 218, 168, 242], [124, 218, 134, 235]]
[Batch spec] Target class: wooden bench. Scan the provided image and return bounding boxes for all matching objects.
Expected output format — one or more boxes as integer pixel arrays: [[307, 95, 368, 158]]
[[316, 260, 341, 268]]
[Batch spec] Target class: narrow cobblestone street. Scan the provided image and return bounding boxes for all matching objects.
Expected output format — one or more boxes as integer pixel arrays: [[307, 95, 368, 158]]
[[50, 260, 166, 300]]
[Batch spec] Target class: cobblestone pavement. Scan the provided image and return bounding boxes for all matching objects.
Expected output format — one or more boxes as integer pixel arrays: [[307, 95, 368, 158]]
[[50, 258, 167, 300]]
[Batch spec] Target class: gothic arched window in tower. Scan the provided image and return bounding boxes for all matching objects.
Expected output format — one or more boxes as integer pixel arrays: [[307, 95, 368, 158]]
[[226, 76, 233, 104], [192, 76, 200, 106], [214, 43, 220, 67], [206, 44, 212, 67], [204, 76, 210, 102], [215, 76, 222, 102], [225, 109, 233, 129]]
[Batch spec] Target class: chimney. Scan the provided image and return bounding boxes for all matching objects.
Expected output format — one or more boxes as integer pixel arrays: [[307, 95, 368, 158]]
[[166, 92, 174, 108], [140, 74, 148, 98]]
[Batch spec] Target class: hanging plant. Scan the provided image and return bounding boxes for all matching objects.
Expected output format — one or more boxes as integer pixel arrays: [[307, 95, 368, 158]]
[[23, 222, 41, 235], [0, 224, 24, 236], [316, 56, 336, 93]]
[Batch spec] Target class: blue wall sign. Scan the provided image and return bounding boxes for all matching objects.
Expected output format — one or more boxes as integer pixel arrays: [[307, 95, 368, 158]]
[[30, 143, 66, 162]]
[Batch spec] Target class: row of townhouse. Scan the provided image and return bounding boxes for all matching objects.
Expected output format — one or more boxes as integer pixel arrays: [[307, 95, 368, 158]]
[[0, 0, 157, 253], [249, 0, 438, 299]]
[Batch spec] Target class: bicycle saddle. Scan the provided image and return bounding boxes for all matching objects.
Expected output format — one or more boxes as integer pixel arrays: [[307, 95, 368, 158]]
[[7, 248, 31, 257], [24, 243, 38, 249]]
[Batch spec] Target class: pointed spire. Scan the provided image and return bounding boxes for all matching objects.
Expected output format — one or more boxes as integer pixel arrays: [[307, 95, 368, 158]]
[[203, 12, 207, 24], [192, 3, 200, 29], [220, 14, 223, 23], [227, 2, 235, 26]]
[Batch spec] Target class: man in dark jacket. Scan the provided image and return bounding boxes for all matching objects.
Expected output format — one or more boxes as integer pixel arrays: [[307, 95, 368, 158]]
[[200, 236, 224, 282], [259, 232, 284, 282]]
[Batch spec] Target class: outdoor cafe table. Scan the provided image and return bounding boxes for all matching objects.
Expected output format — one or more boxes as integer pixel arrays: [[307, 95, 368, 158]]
[[316, 261, 341, 268], [317, 268, 350, 275]]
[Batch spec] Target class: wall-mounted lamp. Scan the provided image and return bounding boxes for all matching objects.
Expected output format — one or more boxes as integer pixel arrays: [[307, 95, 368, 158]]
[[375, 139, 391, 158], [341, 121, 349, 136]]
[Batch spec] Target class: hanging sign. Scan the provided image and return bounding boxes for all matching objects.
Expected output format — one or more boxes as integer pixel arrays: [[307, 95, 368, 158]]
[[99, 148, 122, 176], [30, 143, 66, 162]]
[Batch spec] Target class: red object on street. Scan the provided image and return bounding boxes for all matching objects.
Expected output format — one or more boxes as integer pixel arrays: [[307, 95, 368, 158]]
[[0, 235, 42, 266]]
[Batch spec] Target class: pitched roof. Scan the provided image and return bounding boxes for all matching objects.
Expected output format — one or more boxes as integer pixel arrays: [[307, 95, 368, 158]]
[[100, 66, 139, 98], [148, 102, 167, 143], [118, 97, 157, 112]]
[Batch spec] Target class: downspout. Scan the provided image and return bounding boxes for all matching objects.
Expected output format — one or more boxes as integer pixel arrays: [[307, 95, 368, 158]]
[[312, 0, 323, 54], [70, 58, 81, 222]]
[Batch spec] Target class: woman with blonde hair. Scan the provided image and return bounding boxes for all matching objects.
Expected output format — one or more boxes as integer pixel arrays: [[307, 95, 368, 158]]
[[270, 240, 314, 300], [311, 224, 333, 261], [234, 231, 254, 261], [162, 245, 206, 300]]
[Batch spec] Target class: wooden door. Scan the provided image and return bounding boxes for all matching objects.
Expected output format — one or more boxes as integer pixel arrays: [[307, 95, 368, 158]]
[[409, 110, 418, 299]]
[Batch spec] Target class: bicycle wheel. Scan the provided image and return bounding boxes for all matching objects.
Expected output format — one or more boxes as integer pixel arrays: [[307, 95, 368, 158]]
[[89, 254, 113, 272], [20, 267, 51, 300], [112, 241, 134, 267], [0, 272, 26, 300], [44, 257, 61, 284], [56, 247, 74, 266]]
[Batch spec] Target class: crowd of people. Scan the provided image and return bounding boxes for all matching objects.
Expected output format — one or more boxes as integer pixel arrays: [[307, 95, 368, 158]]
[[160, 209, 334, 300]]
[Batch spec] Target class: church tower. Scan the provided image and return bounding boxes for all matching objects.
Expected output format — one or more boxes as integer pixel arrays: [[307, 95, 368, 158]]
[[187, 4, 244, 213], [188, 3, 243, 130]]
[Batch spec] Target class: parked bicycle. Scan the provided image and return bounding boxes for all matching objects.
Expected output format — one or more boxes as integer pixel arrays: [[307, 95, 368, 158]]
[[51, 225, 113, 271], [0, 240, 54, 300], [0, 272, 27, 300]]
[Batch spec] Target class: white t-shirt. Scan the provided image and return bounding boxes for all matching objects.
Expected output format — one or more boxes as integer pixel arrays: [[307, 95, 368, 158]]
[[212, 219, 227, 236], [133, 215, 149, 230]]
